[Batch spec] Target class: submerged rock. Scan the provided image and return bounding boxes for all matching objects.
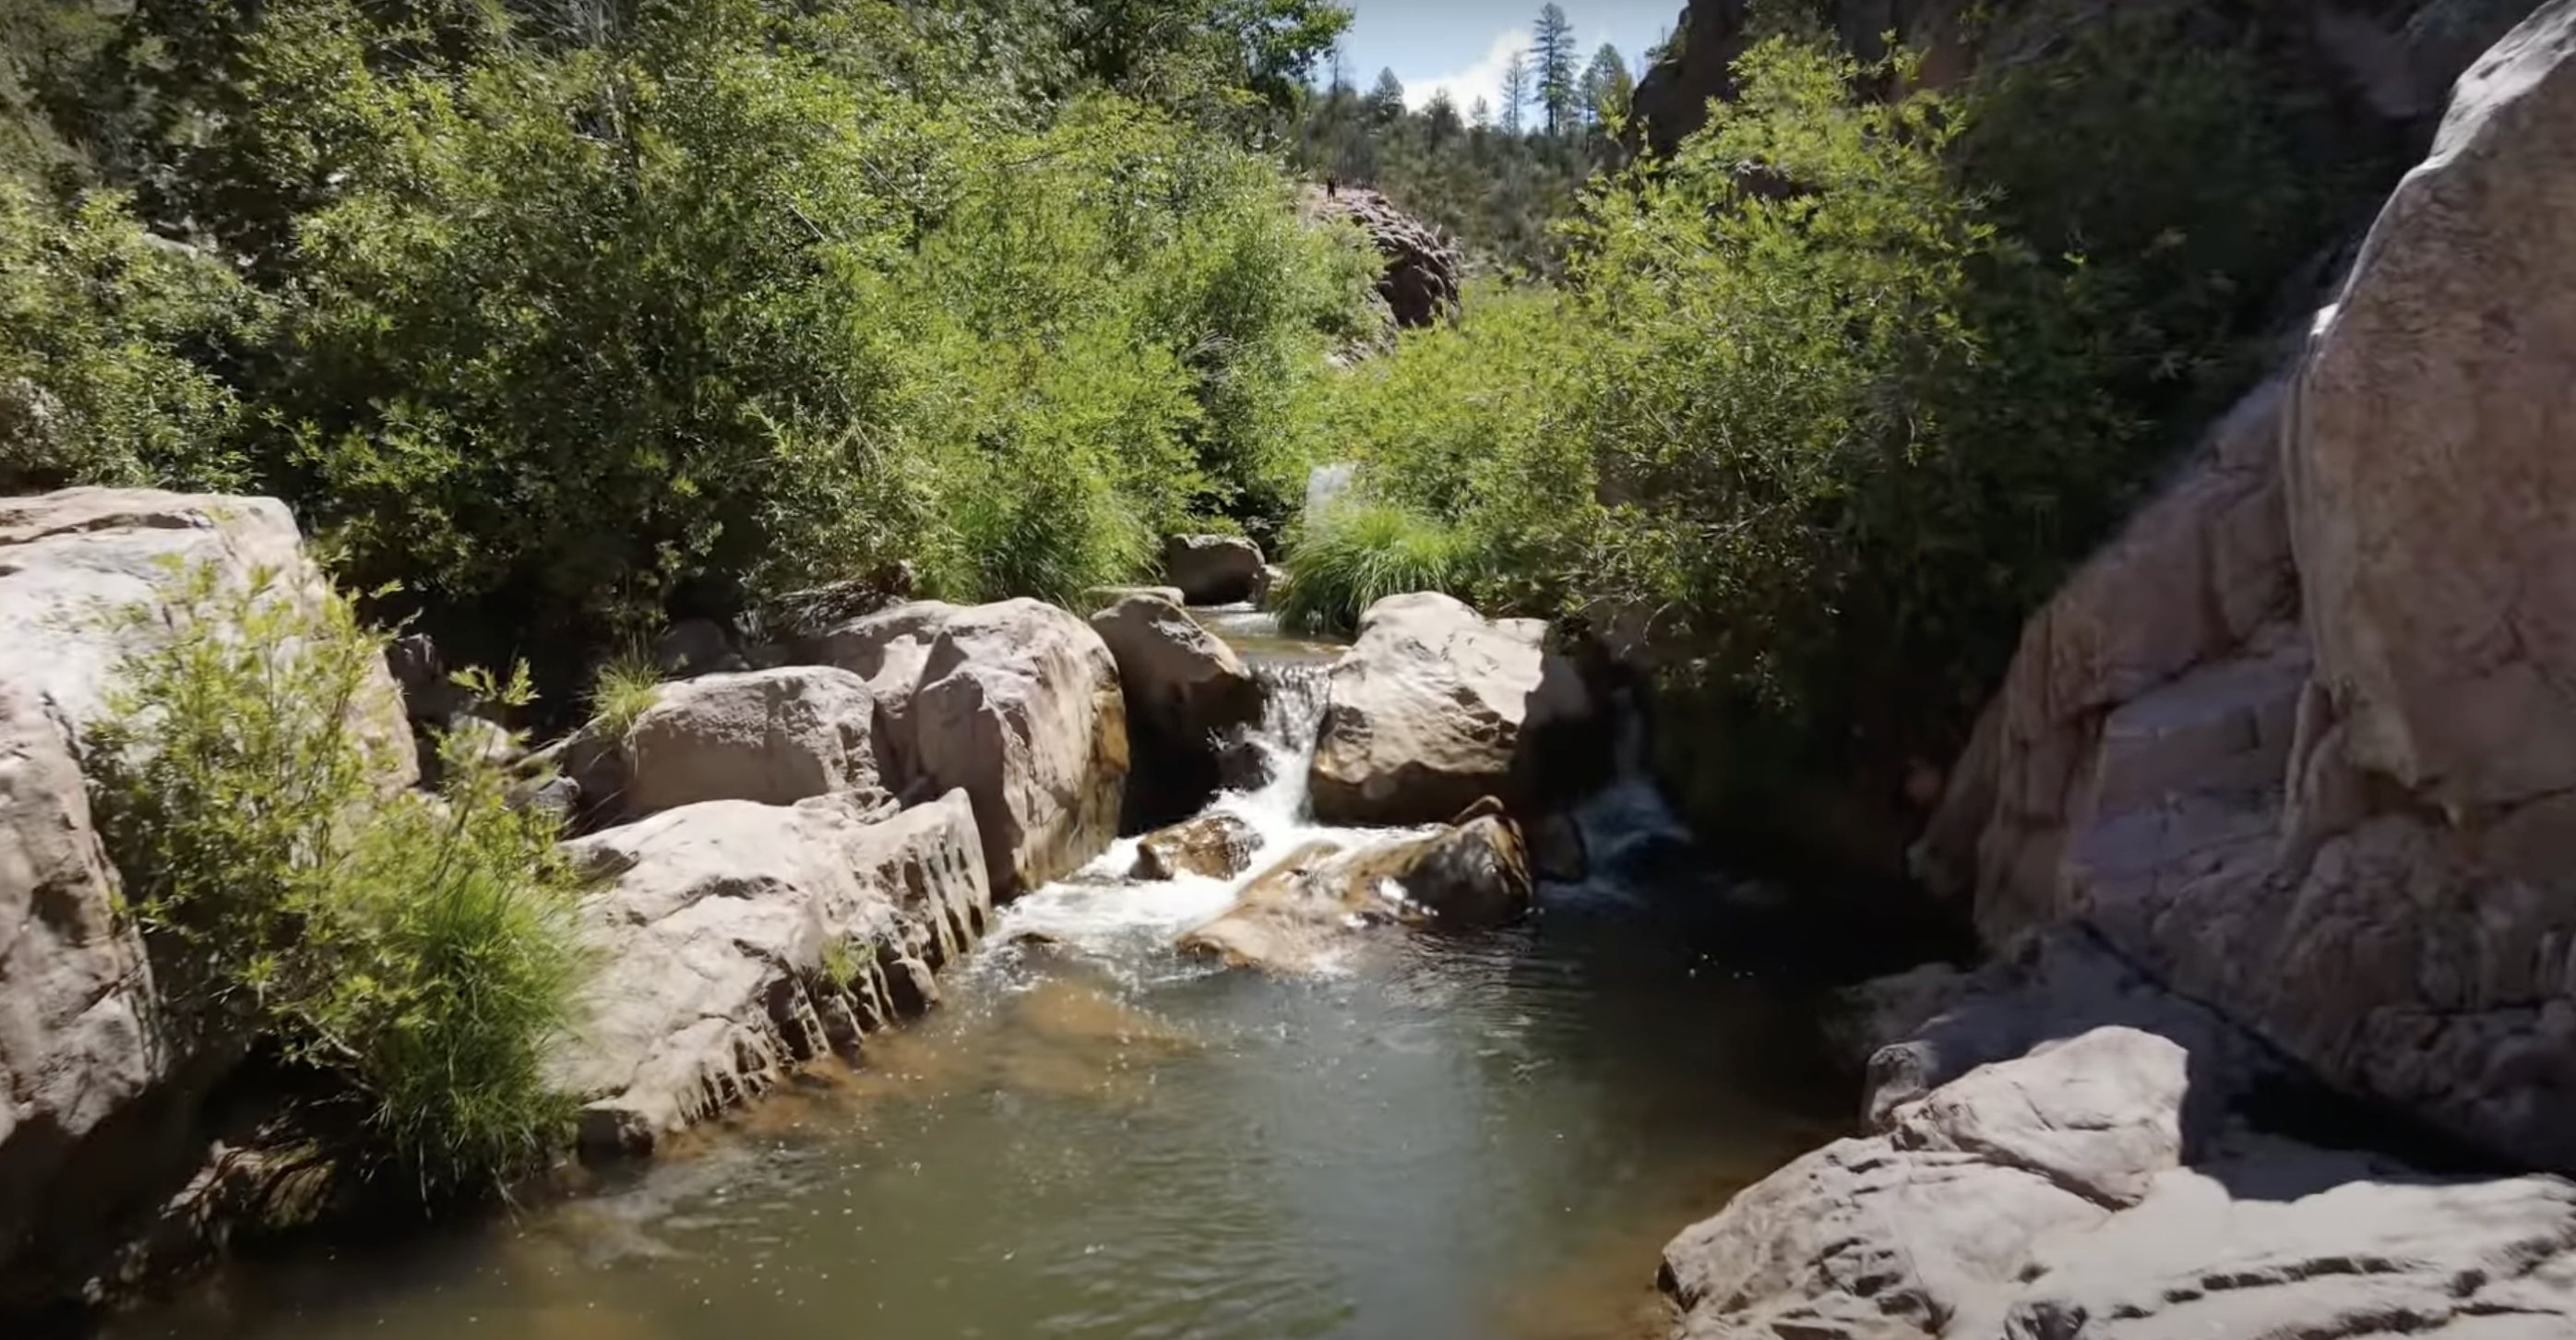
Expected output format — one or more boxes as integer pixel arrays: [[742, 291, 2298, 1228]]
[[552, 790, 990, 1155], [819, 599, 1127, 899], [1163, 534, 1264, 605], [1177, 815, 1533, 972], [1309, 592, 1594, 826], [0, 488, 414, 1310], [1130, 812, 1258, 881]]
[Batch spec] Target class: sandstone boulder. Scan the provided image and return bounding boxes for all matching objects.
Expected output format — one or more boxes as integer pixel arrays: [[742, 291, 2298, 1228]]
[[1091, 594, 1260, 824], [1309, 592, 1593, 825], [0, 488, 413, 1309], [819, 599, 1127, 898], [1130, 812, 1258, 881], [614, 666, 888, 820], [1664, 1011, 2576, 1340], [1163, 534, 1264, 605], [552, 790, 990, 1155]]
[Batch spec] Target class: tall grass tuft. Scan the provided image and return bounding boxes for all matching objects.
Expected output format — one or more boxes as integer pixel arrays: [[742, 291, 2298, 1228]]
[[88, 562, 588, 1196], [586, 648, 662, 738], [1273, 503, 1488, 636]]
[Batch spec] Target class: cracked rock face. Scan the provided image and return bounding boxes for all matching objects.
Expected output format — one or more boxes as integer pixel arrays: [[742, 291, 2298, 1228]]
[[1916, 2, 2576, 1174], [551, 791, 991, 1155]]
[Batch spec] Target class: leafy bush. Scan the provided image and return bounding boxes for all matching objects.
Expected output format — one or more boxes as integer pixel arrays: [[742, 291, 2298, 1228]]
[[1274, 502, 1486, 635], [89, 562, 587, 1194], [0, 180, 260, 493]]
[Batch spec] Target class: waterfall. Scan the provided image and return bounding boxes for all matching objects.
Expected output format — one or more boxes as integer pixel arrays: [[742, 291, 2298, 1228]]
[[1229, 661, 1330, 836]]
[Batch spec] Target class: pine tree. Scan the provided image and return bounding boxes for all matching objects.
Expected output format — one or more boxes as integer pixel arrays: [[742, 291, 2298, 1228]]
[[1424, 88, 1461, 147], [1469, 94, 1492, 130], [1533, 4, 1576, 137], [1366, 66, 1405, 126], [1580, 43, 1632, 132], [1499, 48, 1530, 135]]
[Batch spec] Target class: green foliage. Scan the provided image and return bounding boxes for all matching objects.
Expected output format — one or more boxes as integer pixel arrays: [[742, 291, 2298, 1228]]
[[88, 562, 586, 1194], [1274, 502, 1485, 635], [30, 0, 1375, 681], [0, 179, 261, 493]]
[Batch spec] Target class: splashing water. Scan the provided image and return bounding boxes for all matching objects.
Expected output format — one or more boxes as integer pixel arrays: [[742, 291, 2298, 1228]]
[[988, 659, 1401, 960]]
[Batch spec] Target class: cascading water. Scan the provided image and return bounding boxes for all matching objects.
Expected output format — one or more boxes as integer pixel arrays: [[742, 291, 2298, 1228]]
[[988, 658, 1364, 959]]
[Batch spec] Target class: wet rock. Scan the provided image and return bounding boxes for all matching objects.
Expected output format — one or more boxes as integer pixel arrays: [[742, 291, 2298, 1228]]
[[1309, 592, 1594, 825], [1250, 564, 1283, 611], [1177, 816, 1533, 972], [1130, 812, 1258, 881], [552, 790, 991, 1156], [0, 488, 414, 1310], [1090, 593, 1260, 825], [612, 666, 888, 821], [1162, 534, 1264, 605], [1526, 809, 1588, 885], [819, 599, 1127, 899]]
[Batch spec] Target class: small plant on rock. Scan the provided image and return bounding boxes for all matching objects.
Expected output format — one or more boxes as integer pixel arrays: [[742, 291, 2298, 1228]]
[[586, 649, 662, 739]]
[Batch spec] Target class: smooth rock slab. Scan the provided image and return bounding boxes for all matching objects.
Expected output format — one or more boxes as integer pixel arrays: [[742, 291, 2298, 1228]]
[[616, 665, 888, 820], [552, 790, 990, 1155]]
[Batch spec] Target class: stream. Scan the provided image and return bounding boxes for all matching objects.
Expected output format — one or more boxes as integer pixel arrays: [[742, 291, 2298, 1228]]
[[104, 612, 1851, 1340]]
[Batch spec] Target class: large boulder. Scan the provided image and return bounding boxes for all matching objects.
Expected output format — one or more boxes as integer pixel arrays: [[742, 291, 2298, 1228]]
[[817, 599, 1127, 899], [1662, 1014, 2576, 1340], [1308, 592, 1594, 825], [1177, 814, 1532, 972], [1091, 593, 1261, 824], [0, 489, 413, 1309], [614, 666, 889, 820], [1162, 534, 1264, 605], [1916, 5, 2576, 1172], [552, 790, 991, 1155]]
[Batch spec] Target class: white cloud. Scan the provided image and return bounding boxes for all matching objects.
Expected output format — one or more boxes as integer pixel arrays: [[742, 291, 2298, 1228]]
[[1401, 28, 1532, 115]]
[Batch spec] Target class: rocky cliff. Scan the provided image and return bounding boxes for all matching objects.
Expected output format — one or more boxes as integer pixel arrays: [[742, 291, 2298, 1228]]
[[1917, 0, 2576, 1174]]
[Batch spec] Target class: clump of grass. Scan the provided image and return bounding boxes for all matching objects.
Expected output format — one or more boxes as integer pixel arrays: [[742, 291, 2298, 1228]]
[[817, 933, 865, 994], [1273, 502, 1488, 635], [586, 648, 662, 737], [88, 562, 590, 1195]]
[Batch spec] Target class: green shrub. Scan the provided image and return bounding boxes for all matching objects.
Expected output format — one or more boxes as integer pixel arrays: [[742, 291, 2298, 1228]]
[[0, 179, 260, 493], [1274, 502, 1486, 635], [88, 561, 587, 1194]]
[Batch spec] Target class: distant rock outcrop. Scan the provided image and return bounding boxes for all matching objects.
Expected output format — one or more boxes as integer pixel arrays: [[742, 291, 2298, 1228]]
[[1303, 185, 1463, 329]]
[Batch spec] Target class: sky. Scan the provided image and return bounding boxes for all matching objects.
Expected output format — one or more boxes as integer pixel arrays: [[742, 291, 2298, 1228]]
[[1331, 1, 1683, 114]]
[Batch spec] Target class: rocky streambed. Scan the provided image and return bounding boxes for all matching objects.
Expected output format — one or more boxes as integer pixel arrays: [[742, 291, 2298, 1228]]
[[87, 592, 1858, 1340]]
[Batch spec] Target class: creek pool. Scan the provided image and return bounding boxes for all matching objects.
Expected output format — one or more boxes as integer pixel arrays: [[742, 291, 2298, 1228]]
[[103, 627, 1849, 1340]]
